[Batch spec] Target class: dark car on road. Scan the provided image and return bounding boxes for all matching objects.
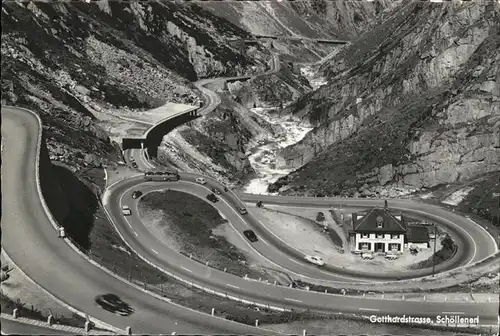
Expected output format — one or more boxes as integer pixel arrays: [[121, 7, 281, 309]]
[[132, 191, 143, 199], [243, 230, 258, 242], [95, 294, 134, 316], [211, 187, 221, 195], [207, 193, 218, 203]]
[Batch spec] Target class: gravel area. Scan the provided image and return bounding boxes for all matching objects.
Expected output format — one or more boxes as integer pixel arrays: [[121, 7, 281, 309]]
[[251, 205, 442, 272]]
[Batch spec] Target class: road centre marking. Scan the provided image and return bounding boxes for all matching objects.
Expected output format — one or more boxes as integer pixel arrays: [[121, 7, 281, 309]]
[[151, 249, 158, 255], [181, 266, 193, 273], [227, 284, 239, 289], [284, 298, 302, 303], [133, 231, 138, 237]]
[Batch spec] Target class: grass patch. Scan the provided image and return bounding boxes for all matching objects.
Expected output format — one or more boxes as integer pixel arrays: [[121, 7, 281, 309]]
[[137, 190, 268, 279]]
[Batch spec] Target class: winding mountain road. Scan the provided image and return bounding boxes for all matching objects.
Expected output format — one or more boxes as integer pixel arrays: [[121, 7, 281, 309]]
[[2, 44, 498, 335]]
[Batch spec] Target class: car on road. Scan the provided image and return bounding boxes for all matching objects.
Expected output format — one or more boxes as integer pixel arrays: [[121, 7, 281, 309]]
[[95, 294, 134, 316], [385, 254, 399, 260], [304, 255, 325, 266], [211, 187, 221, 195], [121, 205, 131, 216], [238, 207, 248, 215], [243, 230, 258, 242], [132, 191, 143, 199], [361, 253, 374, 260], [196, 177, 207, 185], [206, 193, 218, 203]]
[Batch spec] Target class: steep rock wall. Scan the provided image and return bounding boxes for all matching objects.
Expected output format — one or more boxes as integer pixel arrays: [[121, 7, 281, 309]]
[[270, 1, 500, 196]]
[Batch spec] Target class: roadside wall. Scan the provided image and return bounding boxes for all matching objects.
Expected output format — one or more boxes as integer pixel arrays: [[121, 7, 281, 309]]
[[145, 113, 198, 158]]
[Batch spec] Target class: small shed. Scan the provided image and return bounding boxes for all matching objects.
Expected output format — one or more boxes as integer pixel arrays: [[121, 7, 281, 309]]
[[405, 225, 430, 249]]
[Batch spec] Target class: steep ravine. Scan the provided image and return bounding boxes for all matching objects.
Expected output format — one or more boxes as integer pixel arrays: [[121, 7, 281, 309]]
[[269, 1, 500, 199]]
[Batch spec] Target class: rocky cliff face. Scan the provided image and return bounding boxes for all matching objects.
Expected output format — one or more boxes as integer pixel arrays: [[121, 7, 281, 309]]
[[201, 0, 401, 40], [1, 1, 268, 178], [229, 60, 312, 109], [157, 95, 282, 187], [270, 1, 500, 197]]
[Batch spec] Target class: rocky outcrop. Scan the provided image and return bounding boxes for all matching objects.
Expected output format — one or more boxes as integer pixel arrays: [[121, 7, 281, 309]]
[[201, 0, 401, 40], [270, 1, 500, 196], [1, 0, 270, 176], [228, 60, 312, 109], [157, 95, 282, 187]]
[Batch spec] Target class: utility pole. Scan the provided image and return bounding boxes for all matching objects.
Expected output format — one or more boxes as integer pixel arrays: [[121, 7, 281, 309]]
[[432, 224, 437, 277]]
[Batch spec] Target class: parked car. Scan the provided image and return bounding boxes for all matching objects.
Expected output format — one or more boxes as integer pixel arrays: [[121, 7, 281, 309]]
[[206, 193, 218, 203], [121, 205, 131, 216], [361, 253, 374, 260], [238, 207, 248, 215], [211, 187, 221, 195], [196, 177, 207, 185], [304, 255, 325, 266], [385, 254, 399, 260], [243, 230, 258, 242], [132, 191, 143, 199]]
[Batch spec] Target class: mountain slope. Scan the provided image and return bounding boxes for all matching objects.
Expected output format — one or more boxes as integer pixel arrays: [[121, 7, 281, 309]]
[[269, 1, 500, 198], [1, 0, 269, 177]]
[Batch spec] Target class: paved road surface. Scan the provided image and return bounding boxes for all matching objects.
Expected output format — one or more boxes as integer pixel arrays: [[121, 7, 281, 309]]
[[1, 106, 278, 335], [0, 319, 80, 335], [104, 176, 498, 326]]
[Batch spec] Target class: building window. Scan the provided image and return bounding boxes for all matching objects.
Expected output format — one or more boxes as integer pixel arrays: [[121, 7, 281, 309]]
[[391, 234, 399, 239], [376, 234, 384, 239], [360, 243, 369, 250], [389, 243, 399, 251], [361, 233, 369, 239]]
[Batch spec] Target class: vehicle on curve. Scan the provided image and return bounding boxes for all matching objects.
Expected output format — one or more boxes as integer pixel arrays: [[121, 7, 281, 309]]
[[243, 230, 258, 242], [144, 169, 180, 182], [95, 294, 134, 316], [132, 162, 138, 169], [304, 255, 325, 266], [211, 187, 221, 195], [256, 200, 263, 208], [121, 205, 131, 216], [132, 191, 143, 199], [196, 177, 207, 185], [238, 207, 248, 215], [206, 193, 218, 203]]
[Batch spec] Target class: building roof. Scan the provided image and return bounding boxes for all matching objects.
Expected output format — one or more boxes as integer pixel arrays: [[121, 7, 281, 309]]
[[352, 207, 406, 233], [406, 225, 430, 243]]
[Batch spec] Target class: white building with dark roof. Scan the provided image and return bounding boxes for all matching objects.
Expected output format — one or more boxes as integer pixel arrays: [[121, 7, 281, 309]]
[[349, 207, 407, 253], [349, 206, 430, 253]]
